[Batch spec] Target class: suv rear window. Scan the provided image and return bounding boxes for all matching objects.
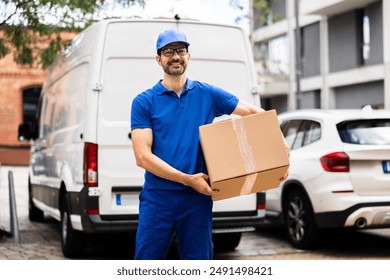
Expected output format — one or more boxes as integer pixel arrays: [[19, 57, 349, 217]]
[[337, 119, 390, 145]]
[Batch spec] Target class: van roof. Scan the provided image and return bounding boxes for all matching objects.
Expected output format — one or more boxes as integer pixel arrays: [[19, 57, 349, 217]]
[[44, 18, 252, 89]]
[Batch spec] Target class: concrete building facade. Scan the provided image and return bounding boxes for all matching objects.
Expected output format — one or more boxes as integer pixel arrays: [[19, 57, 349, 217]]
[[251, 0, 390, 112]]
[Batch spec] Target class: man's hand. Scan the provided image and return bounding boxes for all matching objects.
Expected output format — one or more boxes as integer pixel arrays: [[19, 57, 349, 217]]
[[184, 173, 219, 196], [279, 138, 290, 182]]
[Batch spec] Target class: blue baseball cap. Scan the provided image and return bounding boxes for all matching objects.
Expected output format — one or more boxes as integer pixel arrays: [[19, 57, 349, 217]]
[[156, 29, 190, 53]]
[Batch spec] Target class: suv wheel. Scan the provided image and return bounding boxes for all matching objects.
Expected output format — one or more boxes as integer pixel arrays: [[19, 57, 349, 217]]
[[284, 189, 318, 249], [61, 195, 86, 258]]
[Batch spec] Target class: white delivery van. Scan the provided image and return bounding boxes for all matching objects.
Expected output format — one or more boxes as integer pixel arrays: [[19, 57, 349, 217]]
[[18, 18, 265, 258]]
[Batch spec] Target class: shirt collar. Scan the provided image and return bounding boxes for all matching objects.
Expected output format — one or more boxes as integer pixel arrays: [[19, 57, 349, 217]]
[[154, 78, 195, 96]]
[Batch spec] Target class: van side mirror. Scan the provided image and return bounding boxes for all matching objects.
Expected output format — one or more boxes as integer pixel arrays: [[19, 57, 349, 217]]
[[251, 85, 261, 95], [18, 122, 33, 142]]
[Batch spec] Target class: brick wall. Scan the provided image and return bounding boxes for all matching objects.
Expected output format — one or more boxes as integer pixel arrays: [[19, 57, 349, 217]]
[[0, 31, 76, 165]]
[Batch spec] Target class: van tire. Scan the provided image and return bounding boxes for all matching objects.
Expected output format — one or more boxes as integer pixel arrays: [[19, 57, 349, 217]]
[[28, 182, 44, 221], [61, 195, 86, 258], [213, 233, 242, 251]]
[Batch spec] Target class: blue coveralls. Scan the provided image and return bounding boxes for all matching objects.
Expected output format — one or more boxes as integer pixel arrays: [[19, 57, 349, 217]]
[[131, 79, 239, 260]]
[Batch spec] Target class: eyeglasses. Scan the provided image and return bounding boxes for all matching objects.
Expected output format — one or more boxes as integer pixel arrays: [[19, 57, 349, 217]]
[[161, 47, 188, 57]]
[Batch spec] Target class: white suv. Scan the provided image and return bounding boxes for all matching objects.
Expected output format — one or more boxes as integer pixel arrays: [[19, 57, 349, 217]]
[[265, 108, 390, 249]]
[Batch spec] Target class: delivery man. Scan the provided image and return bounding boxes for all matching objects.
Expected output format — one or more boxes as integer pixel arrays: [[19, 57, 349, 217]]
[[130, 29, 289, 260]]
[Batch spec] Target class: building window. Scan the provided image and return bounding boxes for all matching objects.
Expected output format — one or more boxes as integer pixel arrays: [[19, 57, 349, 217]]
[[22, 87, 41, 124], [255, 36, 289, 76], [362, 14, 370, 62]]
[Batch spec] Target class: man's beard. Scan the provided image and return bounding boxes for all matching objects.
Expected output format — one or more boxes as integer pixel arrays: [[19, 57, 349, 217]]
[[163, 59, 187, 76]]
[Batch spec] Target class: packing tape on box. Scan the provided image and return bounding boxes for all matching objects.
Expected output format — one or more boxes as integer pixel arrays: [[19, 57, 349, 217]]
[[232, 117, 257, 195], [241, 173, 258, 195]]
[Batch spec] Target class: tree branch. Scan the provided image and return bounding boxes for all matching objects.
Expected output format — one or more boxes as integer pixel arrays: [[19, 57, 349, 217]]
[[0, 0, 34, 26]]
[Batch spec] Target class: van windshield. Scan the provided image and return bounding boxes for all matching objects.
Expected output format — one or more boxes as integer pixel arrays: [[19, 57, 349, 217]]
[[337, 119, 390, 145]]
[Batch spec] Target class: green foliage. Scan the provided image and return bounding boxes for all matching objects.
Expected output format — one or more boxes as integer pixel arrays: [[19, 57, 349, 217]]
[[15, 45, 33, 65], [0, 38, 10, 58], [0, 0, 144, 68], [253, 0, 281, 25], [40, 35, 68, 68]]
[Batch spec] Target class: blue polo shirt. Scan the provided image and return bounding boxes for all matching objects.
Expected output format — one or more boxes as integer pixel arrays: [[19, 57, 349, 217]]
[[131, 79, 239, 190]]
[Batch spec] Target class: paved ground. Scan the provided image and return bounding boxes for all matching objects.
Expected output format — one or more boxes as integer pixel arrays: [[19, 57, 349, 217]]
[[2, 165, 390, 260], [0, 165, 65, 259], [0, 165, 305, 260]]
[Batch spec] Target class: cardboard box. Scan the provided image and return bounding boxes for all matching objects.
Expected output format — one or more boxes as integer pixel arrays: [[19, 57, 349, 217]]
[[199, 110, 289, 201]]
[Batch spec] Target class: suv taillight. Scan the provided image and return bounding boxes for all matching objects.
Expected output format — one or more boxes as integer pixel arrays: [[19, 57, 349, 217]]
[[84, 142, 98, 186], [320, 152, 349, 172]]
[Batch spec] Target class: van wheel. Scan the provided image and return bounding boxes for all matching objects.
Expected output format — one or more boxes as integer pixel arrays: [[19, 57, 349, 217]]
[[284, 189, 318, 249], [213, 233, 242, 251], [28, 182, 44, 221], [61, 195, 86, 258]]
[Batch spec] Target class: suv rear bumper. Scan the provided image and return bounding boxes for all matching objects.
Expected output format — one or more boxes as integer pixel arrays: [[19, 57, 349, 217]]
[[315, 202, 390, 229]]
